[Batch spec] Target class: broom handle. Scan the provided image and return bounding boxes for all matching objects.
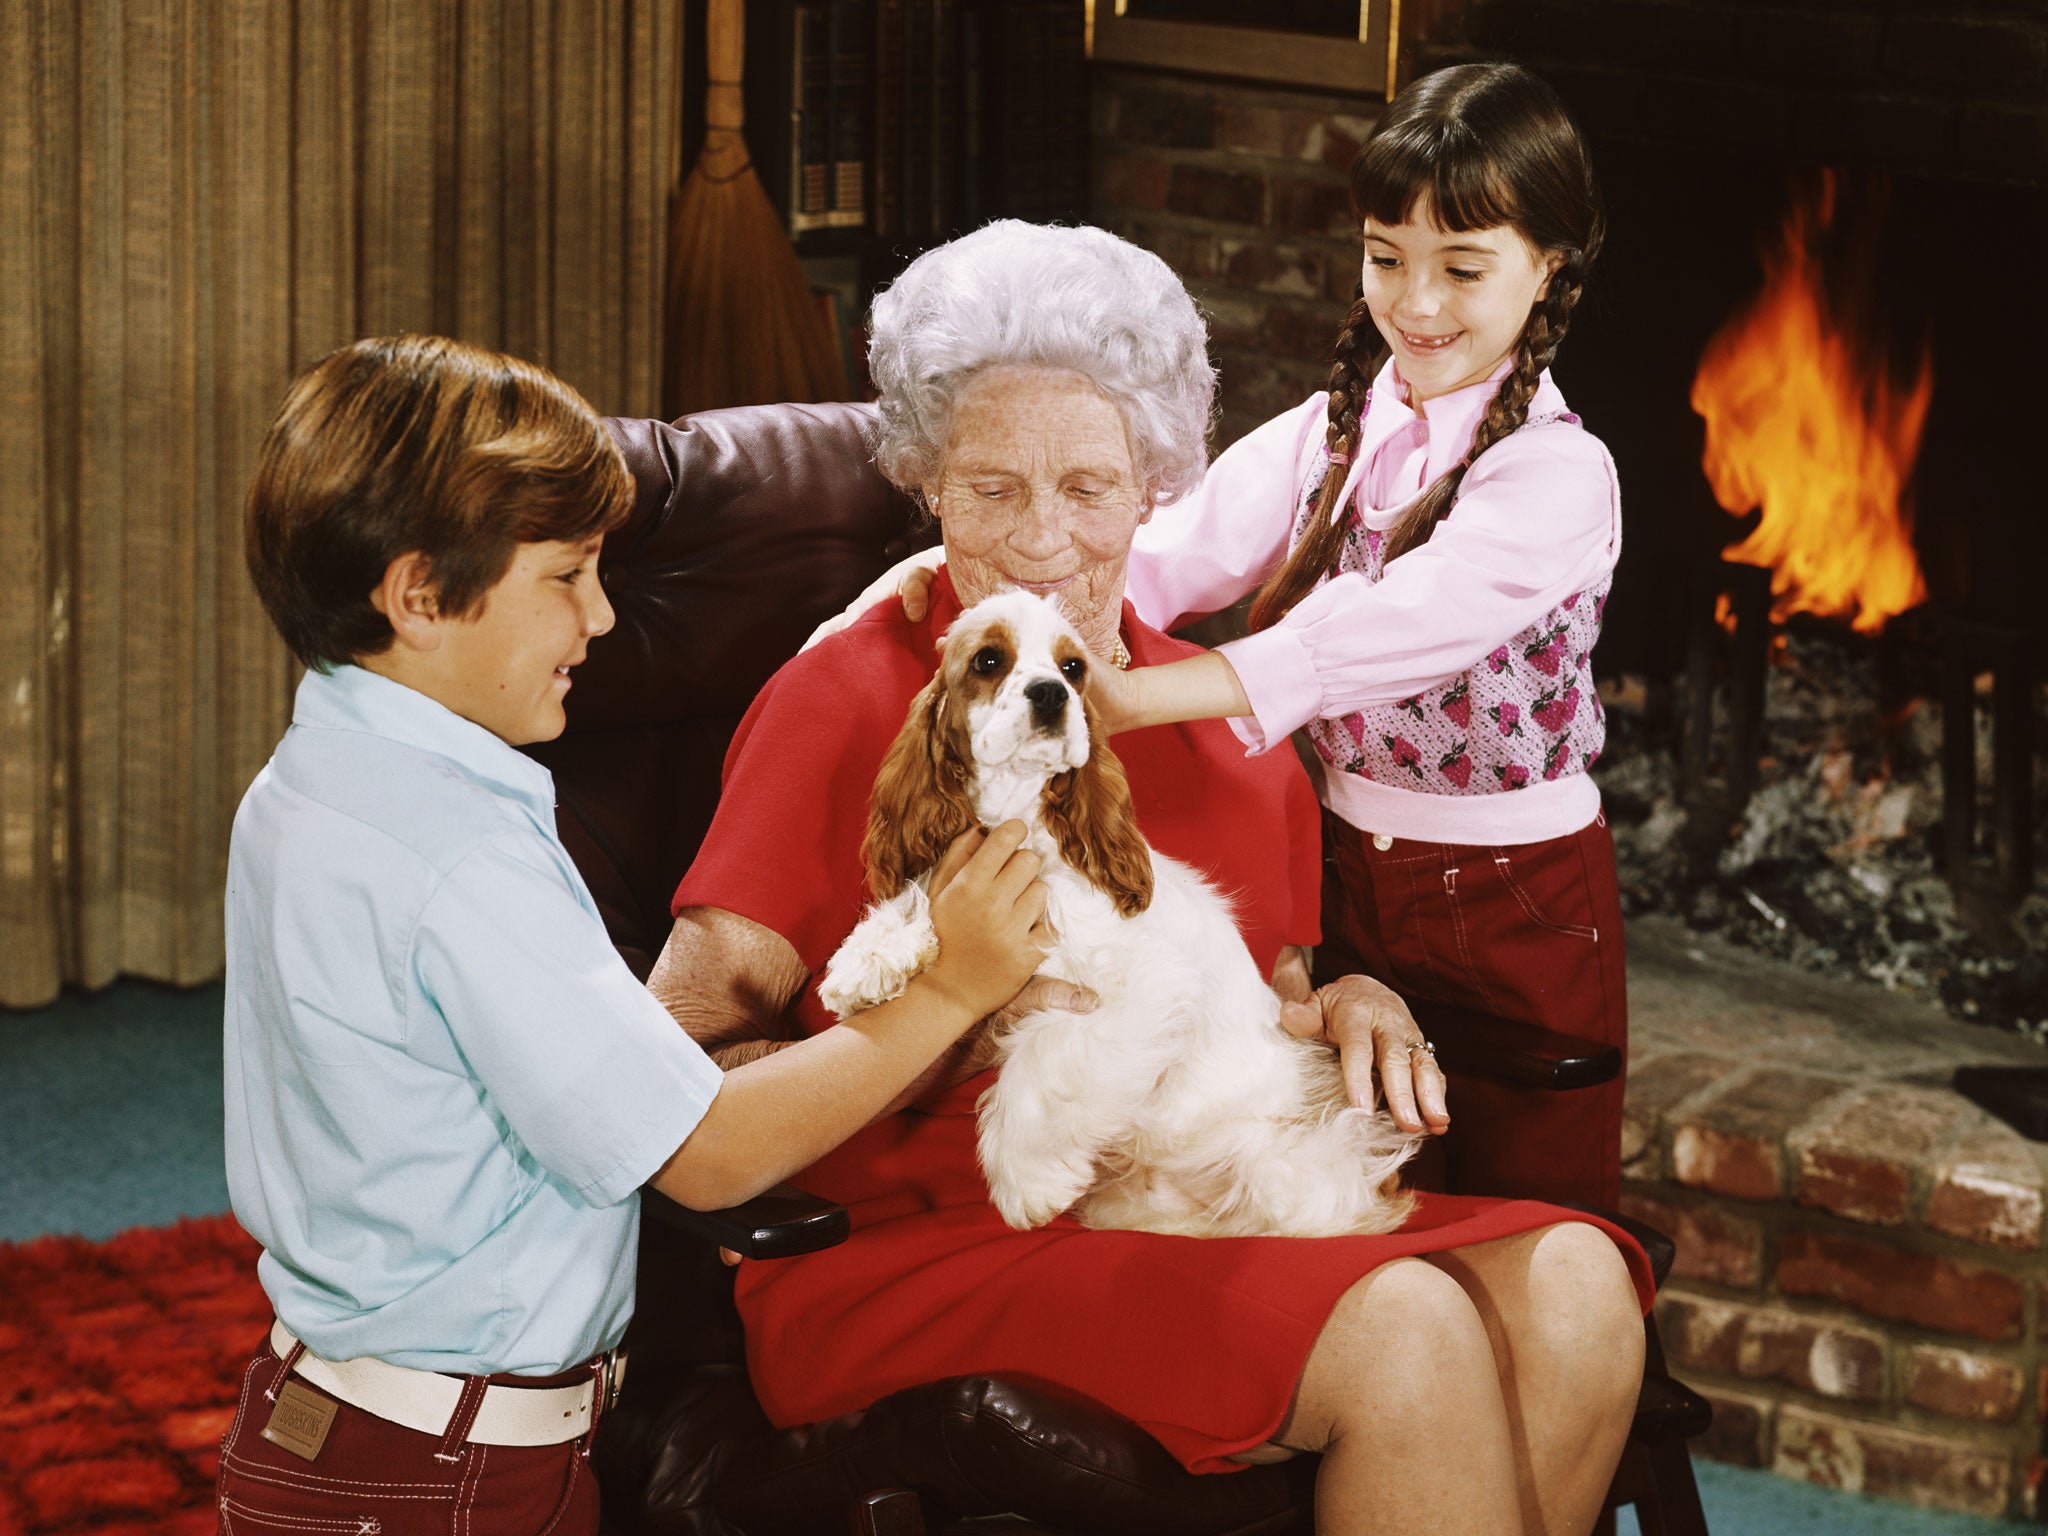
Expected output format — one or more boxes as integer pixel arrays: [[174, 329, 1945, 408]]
[[694, 0, 749, 179], [706, 0, 744, 133]]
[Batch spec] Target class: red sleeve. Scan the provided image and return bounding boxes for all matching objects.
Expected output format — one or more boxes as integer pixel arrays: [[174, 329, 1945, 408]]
[[673, 622, 929, 980]]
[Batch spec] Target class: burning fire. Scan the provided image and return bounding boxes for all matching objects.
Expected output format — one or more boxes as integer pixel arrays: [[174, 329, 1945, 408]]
[[1690, 173, 1933, 635]]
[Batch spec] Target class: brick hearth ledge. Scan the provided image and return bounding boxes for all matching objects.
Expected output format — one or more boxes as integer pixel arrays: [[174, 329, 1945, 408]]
[[1622, 915, 2047, 1521]]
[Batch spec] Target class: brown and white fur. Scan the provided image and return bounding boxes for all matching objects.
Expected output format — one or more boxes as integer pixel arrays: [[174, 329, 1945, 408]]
[[818, 590, 1420, 1238]]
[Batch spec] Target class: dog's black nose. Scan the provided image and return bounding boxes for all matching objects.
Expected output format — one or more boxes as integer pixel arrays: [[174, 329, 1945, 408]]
[[1025, 678, 1069, 725]]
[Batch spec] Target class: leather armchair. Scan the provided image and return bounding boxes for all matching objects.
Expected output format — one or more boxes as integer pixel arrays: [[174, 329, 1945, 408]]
[[531, 402, 1709, 1536]]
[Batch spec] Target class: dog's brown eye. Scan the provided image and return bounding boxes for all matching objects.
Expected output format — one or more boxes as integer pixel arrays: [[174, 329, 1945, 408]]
[[972, 647, 1004, 676], [1059, 657, 1086, 682]]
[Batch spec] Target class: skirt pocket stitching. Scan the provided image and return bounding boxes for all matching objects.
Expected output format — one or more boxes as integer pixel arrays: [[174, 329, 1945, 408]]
[[1392, 865, 1434, 997], [1490, 850, 1599, 942], [1440, 862, 1505, 1012]]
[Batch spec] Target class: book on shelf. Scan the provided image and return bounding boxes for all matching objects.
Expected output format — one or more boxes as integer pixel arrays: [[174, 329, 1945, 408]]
[[789, 0, 870, 234], [735, 0, 1085, 248], [872, 0, 904, 240], [928, 0, 960, 243], [960, 0, 1088, 228]]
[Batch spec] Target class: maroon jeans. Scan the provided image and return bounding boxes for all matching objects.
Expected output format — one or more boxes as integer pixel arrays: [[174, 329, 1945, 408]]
[[215, 1336, 602, 1535], [1323, 810, 1628, 1210]]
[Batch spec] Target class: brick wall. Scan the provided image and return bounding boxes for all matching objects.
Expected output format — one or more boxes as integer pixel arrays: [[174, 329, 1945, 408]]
[[1624, 1060, 2048, 1519], [1091, 0, 2046, 454], [1089, 69, 1379, 450], [1410, 0, 2048, 187], [1087, 26, 2046, 1519]]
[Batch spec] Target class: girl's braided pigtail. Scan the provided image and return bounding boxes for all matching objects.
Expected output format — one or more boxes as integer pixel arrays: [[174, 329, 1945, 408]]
[[1248, 299, 1383, 632]]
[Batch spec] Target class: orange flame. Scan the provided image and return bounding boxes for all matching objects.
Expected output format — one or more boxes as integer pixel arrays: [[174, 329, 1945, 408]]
[[1690, 173, 1933, 635]]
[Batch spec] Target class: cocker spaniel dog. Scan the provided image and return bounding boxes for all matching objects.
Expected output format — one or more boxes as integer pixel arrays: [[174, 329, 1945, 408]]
[[818, 590, 1420, 1238]]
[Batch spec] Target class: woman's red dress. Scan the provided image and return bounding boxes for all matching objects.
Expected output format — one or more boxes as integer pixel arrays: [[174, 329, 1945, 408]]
[[675, 569, 1653, 1475]]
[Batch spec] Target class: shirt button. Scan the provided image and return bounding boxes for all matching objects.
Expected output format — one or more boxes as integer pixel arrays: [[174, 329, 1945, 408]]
[[1371, 833, 1393, 851]]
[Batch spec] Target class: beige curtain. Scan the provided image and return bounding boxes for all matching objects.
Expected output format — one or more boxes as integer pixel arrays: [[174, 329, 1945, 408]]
[[0, 0, 681, 1010]]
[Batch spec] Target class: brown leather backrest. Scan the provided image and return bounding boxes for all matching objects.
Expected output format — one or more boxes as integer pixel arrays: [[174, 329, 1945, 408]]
[[525, 402, 931, 979]]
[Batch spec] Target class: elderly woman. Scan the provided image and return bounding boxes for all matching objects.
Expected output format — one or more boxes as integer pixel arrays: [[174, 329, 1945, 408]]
[[651, 221, 1650, 1536]]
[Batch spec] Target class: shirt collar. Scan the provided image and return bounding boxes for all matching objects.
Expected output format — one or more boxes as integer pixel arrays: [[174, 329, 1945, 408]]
[[290, 664, 559, 818], [1401, 354, 1517, 455], [1339, 355, 1567, 510]]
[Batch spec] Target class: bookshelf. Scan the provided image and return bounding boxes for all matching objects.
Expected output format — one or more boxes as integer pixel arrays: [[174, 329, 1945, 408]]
[[680, 0, 1091, 394]]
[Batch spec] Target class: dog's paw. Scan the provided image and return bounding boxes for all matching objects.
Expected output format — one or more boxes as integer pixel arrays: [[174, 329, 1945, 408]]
[[818, 886, 938, 1019], [986, 1160, 1094, 1231]]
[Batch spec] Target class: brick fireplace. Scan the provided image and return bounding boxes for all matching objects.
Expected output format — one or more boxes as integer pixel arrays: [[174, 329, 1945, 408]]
[[1087, 0, 2048, 1519]]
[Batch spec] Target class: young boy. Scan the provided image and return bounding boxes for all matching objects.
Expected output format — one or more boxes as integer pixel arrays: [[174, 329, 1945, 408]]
[[220, 334, 1046, 1533]]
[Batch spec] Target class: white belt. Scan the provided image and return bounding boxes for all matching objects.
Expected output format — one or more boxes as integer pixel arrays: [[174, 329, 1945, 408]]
[[269, 1320, 615, 1447]]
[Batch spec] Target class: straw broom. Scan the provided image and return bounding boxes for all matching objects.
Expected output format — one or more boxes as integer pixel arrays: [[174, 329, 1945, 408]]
[[663, 0, 848, 418]]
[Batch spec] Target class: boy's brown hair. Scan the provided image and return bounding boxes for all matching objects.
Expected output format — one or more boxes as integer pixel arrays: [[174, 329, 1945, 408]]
[[246, 334, 633, 671]]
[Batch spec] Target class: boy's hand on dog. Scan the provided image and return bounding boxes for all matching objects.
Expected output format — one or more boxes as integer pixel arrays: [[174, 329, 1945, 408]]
[[1281, 974, 1451, 1136], [923, 822, 1050, 1022]]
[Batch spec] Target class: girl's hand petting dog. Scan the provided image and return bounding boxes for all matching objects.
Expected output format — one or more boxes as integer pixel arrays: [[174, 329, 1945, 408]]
[[1278, 972, 1451, 1136]]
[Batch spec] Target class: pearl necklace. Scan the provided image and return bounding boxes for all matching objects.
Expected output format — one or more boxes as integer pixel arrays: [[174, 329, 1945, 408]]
[[1111, 635, 1130, 670]]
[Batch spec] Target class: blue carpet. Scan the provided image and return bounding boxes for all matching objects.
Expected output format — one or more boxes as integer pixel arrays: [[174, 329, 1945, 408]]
[[1621, 1460, 2032, 1533], [0, 978, 230, 1241], [0, 982, 2032, 1532]]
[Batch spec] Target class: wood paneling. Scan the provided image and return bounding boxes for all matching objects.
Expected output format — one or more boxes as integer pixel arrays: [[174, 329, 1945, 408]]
[[1, 0, 680, 1008]]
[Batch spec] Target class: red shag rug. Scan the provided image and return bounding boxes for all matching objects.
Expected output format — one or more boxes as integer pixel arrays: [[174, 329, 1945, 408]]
[[0, 1215, 269, 1535]]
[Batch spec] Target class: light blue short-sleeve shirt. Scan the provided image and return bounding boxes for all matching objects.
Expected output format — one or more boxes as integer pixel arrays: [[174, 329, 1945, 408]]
[[224, 665, 722, 1375]]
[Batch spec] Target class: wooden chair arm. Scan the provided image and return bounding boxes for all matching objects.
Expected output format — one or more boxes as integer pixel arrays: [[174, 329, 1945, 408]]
[[1410, 997, 1621, 1091], [642, 1182, 850, 1259]]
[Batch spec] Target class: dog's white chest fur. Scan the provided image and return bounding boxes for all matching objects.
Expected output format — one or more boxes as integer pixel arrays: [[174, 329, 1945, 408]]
[[817, 590, 1420, 1240]]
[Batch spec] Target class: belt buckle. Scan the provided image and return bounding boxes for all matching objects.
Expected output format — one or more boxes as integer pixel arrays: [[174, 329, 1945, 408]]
[[598, 1347, 628, 1413]]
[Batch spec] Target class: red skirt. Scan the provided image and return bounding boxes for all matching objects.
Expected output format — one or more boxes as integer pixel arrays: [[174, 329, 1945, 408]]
[[1323, 812, 1630, 1209], [736, 1083, 1653, 1476]]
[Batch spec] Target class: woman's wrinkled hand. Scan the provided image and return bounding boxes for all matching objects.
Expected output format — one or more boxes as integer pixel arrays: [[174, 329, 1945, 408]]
[[1270, 945, 1313, 1006], [1278, 972, 1450, 1135], [803, 546, 945, 650]]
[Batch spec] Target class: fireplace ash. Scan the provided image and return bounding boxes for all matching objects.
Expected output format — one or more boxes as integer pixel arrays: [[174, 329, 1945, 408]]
[[1596, 626, 2048, 1045]]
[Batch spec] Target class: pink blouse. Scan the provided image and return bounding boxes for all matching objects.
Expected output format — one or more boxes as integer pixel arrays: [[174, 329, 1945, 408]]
[[1125, 359, 1623, 845]]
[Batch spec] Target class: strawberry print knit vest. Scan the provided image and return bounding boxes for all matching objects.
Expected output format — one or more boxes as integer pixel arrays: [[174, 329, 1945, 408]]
[[1304, 402, 1609, 798]]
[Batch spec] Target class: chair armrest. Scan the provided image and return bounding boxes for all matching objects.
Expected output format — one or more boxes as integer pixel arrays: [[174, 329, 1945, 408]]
[[643, 1183, 850, 1259], [1410, 998, 1621, 1091]]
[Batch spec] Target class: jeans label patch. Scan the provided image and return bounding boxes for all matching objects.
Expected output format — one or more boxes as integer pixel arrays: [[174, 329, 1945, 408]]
[[262, 1379, 338, 1461]]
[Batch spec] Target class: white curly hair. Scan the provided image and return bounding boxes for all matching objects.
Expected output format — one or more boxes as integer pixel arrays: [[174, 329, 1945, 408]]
[[867, 220, 1215, 506]]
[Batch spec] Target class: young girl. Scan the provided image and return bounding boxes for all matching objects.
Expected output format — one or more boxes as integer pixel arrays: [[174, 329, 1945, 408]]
[[844, 62, 1625, 1209]]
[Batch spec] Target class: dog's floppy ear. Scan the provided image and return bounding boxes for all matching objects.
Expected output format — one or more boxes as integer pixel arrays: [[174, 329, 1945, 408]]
[[1042, 693, 1152, 917], [861, 672, 980, 899]]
